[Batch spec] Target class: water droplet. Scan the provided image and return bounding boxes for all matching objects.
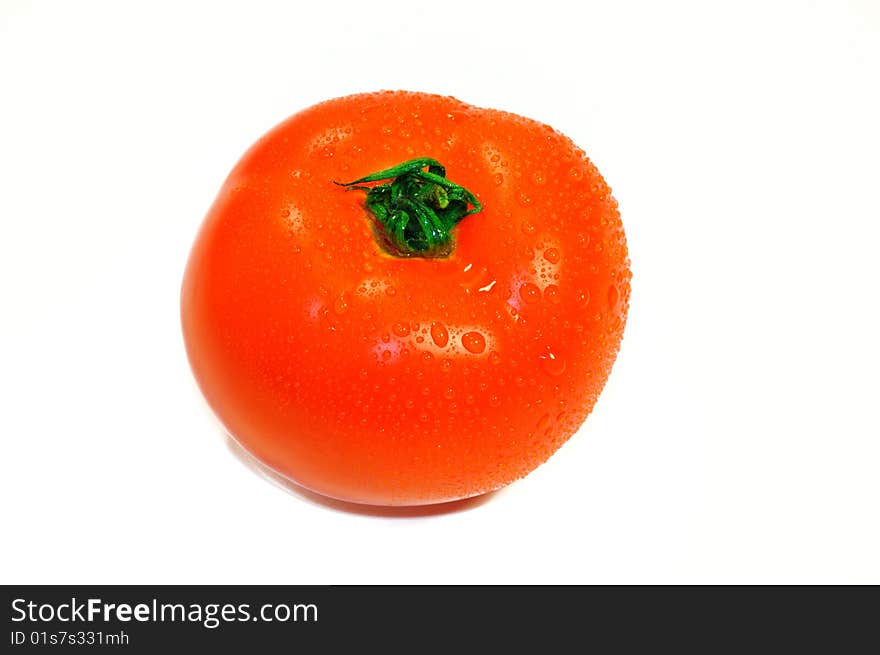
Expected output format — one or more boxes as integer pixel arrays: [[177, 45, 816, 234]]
[[519, 283, 541, 304], [545, 285, 561, 304], [430, 322, 449, 348], [332, 293, 350, 315], [489, 394, 501, 408], [576, 289, 591, 307], [521, 221, 536, 236], [532, 171, 546, 185], [517, 193, 533, 207], [543, 248, 560, 264], [489, 352, 502, 366], [459, 264, 496, 295], [539, 351, 567, 377], [280, 209, 290, 218], [490, 153, 501, 163], [381, 349, 392, 361], [569, 167, 583, 181], [493, 173, 504, 185], [607, 284, 620, 309], [319, 307, 336, 331], [385, 286, 397, 297], [461, 331, 486, 354], [392, 322, 410, 337], [443, 388, 455, 400], [422, 351, 434, 363]]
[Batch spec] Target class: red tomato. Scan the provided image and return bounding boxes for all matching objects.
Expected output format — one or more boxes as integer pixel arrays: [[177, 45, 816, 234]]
[[181, 91, 630, 506]]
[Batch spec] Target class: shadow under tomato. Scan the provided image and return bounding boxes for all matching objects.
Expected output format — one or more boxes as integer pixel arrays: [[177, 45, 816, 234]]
[[223, 433, 500, 517]]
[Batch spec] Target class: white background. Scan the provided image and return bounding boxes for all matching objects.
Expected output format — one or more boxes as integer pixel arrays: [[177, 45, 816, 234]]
[[1, 0, 878, 584]]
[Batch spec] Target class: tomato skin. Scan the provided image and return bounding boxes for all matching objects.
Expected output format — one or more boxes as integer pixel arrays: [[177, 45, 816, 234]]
[[181, 91, 630, 505]]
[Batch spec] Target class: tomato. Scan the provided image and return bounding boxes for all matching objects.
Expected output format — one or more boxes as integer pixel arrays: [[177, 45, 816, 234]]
[[181, 91, 630, 506]]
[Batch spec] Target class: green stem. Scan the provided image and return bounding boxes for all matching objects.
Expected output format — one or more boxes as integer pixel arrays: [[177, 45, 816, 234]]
[[335, 158, 482, 257]]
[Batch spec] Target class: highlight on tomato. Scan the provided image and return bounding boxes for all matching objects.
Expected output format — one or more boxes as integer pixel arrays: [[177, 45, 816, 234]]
[[181, 91, 630, 506]]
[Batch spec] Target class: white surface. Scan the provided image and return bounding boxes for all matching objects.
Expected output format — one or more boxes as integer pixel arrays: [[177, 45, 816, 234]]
[[1, 0, 878, 584]]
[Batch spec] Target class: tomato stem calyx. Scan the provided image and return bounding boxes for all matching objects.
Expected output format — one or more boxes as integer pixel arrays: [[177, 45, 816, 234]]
[[335, 158, 482, 258]]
